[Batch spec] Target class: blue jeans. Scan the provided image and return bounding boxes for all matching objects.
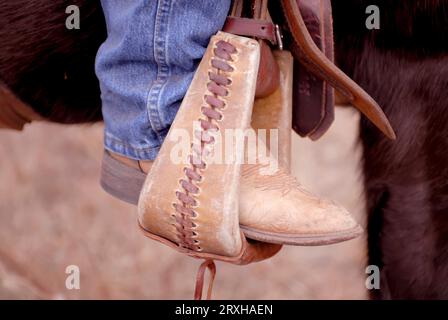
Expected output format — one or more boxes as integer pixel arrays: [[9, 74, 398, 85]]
[[96, 0, 231, 160]]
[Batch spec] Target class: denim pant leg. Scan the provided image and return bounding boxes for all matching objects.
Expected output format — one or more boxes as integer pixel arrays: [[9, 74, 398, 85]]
[[95, 0, 231, 160]]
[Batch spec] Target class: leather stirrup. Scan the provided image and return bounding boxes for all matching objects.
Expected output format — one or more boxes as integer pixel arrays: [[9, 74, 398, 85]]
[[138, 32, 280, 267]]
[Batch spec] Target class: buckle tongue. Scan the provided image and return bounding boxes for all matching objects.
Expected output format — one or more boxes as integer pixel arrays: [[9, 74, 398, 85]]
[[275, 24, 284, 50]]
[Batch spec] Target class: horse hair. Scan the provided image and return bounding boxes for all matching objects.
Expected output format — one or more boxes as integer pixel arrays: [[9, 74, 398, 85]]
[[332, 0, 448, 299], [0, 0, 105, 123]]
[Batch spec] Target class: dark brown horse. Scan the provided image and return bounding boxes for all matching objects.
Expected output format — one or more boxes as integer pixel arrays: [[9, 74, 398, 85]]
[[1, 0, 447, 299], [332, 0, 448, 299]]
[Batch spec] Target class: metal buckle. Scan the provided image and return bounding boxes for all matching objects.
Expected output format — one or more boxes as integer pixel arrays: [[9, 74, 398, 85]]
[[275, 24, 284, 50]]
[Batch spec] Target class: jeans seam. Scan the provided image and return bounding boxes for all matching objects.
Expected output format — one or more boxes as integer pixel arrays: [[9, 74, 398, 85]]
[[146, 0, 173, 145]]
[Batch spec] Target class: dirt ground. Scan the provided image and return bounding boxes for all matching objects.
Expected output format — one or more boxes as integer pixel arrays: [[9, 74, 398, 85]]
[[0, 107, 369, 299]]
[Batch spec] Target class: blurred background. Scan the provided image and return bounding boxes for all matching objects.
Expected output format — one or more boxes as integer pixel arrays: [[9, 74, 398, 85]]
[[0, 107, 368, 299]]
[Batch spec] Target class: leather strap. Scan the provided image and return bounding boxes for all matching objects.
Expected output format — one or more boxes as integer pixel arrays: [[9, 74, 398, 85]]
[[224, 0, 280, 98], [223, 17, 277, 45], [231, 0, 268, 19], [0, 82, 41, 130], [281, 0, 396, 140], [252, 0, 269, 20], [292, 0, 335, 140], [230, 0, 244, 17], [194, 260, 216, 300]]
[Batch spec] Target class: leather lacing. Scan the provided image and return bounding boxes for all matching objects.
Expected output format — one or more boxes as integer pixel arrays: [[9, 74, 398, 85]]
[[172, 40, 237, 252]]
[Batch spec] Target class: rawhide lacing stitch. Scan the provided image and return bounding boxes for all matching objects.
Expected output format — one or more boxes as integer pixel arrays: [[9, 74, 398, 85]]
[[173, 40, 236, 251]]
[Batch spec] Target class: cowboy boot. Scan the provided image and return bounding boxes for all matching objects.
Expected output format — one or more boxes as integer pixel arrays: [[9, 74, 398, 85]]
[[241, 50, 361, 245], [102, 140, 361, 246], [101, 33, 362, 247]]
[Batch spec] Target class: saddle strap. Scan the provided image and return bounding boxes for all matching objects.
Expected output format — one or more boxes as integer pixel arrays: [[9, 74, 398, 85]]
[[280, 0, 396, 139], [291, 0, 335, 140], [229, 0, 334, 140], [223, 17, 277, 45], [194, 260, 216, 300], [226, 0, 396, 140], [224, 0, 280, 98], [0, 82, 42, 130]]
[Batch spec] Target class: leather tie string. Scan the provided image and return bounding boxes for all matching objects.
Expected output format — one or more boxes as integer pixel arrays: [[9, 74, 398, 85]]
[[194, 259, 216, 300]]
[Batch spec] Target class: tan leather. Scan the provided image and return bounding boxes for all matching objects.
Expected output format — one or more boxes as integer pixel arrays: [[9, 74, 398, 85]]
[[194, 259, 216, 300], [139, 225, 281, 265], [251, 50, 293, 171], [0, 83, 41, 130], [138, 32, 265, 260], [108, 151, 153, 173], [254, 40, 280, 98], [239, 164, 362, 245], [247, 51, 362, 245], [253, 0, 269, 20], [280, 0, 396, 140]]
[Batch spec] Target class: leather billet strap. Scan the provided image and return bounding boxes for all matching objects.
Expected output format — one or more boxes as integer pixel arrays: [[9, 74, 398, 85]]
[[280, 0, 396, 139], [0, 82, 41, 130]]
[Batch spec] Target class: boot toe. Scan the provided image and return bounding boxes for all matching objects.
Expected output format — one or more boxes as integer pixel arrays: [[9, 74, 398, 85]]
[[240, 198, 363, 246]]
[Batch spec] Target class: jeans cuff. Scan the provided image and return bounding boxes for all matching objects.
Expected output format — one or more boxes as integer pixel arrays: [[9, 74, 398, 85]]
[[104, 132, 161, 161]]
